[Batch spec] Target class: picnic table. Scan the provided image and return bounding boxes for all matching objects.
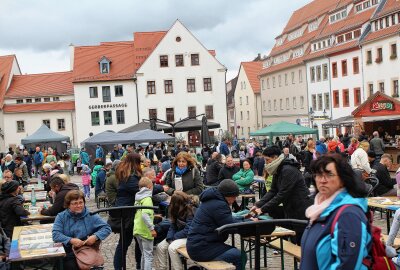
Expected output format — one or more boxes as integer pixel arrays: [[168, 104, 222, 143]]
[[21, 204, 55, 222], [23, 191, 47, 202], [368, 196, 400, 233], [253, 176, 266, 199], [28, 178, 39, 184], [9, 224, 65, 269], [24, 184, 45, 192]]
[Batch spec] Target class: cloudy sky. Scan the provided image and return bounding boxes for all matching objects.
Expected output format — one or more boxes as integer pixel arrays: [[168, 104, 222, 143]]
[[0, 0, 310, 80]]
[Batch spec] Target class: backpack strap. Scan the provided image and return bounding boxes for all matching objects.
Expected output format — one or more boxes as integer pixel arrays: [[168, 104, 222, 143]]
[[330, 204, 352, 237]]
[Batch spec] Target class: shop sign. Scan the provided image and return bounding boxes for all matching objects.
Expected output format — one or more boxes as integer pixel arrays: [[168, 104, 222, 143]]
[[370, 100, 395, 112], [88, 103, 128, 110]]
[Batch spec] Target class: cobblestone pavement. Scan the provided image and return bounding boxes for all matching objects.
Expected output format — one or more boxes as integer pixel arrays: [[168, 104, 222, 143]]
[[67, 175, 396, 270]]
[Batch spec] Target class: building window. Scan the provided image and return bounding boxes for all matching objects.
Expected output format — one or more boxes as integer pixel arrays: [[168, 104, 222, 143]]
[[274, 99, 277, 111], [322, 64, 328, 80], [291, 72, 295, 84], [16, 99, 23, 104], [166, 108, 175, 122], [311, 94, 317, 111], [188, 106, 196, 118], [299, 70, 303, 83], [91, 111, 100, 126], [239, 97, 242, 105], [332, 62, 338, 78], [191, 54, 199, 66], [240, 111, 243, 120], [89, 87, 98, 98], [317, 94, 323, 111], [285, 74, 288, 85], [116, 110, 125, 124], [35, 98, 41, 103], [393, 80, 399, 97], [333, 90, 340, 108], [379, 82, 385, 93], [391, 43, 397, 59], [324, 93, 330, 110], [280, 99, 283, 110], [53, 97, 60, 101], [57, 119, 65, 131], [44, 97, 50, 102], [246, 96, 249, 105], [103, 111, 112, 125], [149, 109, 157, 119], [160, 55, 168, 67], [341, 60, 347, 76], [187, 79, 196, 92], [300, 96, 304, 109], [278, 75, 282, 87], [353, 57, 359, 74], [352, 87, 361, 107], [26, 99, 32, 103], [147, 81, 156, 94], [262, 80, 265, 90], [342, 89, 349, 107], [100, 62, 109, 74], [286, 98, 290, 109], [267, 78, 270, 88], [247, 111, 250, 120], [164, 80, 173, 93], [272, 77, 276, 88], [366, 50, 372, 64], [293, 97, 297, 109], [310, 67, 315, 82], [368, 83, 374, 97], [115, 85, 123, 97], [316, 65, 322, 81], [43, 119, 50, 128], [345, 32, 353, 41], [205, 105, 214, 119], [102, 86, 111, 102], [354, 29, 361, 38], [17, 121, 24, 132], [175, 54, 184, 67], [263, 101, 266, 111], [376, 48, 383, 63], [241, 127, 244, 135], [203, 78, 212, 91], [268, 100, 271, 111]]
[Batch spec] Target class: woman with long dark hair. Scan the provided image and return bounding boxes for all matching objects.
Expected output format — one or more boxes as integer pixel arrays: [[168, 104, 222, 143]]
[[113, 153, 142, 270]]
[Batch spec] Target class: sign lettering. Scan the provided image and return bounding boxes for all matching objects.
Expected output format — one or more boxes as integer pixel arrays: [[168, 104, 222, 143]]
[[370, 100, 395, 112], [88, 103, 127, 110]]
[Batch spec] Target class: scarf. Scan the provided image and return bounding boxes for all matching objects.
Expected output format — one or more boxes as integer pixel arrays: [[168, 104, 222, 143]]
[[175, 166, 187, 176], [264, 154, 285, 175], [5, 160, 12, 167], [305, 188, 345, 224]]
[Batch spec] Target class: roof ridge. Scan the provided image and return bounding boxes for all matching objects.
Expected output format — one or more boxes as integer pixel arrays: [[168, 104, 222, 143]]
[[14, 71, 72, 77]]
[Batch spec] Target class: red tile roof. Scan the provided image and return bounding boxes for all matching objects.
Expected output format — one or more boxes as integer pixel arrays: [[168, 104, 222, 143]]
[[373, 0, 400, 19], [0, 55, 16, 107], [6, 71, 73, 98], [259, 56, 305, 76], [241, 61, 263, 93], [305, 40, 358, 60], [133, 31, 167, 70], [3, 101, 75, 113], [362, 24, 400, 43]]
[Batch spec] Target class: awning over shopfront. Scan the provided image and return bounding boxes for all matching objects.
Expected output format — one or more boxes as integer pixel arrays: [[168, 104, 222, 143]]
[[352, 92, 400, 119], [322, 116, 354, 128], [250, 121, 318, 137]]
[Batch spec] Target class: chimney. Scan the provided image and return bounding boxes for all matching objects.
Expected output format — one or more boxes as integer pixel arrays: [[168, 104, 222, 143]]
[[69, 43, 74, 71]]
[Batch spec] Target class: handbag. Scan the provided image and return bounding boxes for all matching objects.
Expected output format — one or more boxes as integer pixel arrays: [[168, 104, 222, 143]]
[[73, 241, 104, 270]]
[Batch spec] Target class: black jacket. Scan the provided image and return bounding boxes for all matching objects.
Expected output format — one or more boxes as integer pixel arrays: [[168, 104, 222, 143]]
[[0, 194, 29, 237], [206, 161, 223, 185], [115, 173, 140, 206], [1, 161, 16, 173], [255, 159, 312, 220], [218, 165, 240, 181], [41, 183, 79, 216], [187, 188, 240, 261], [253, 156, 265, 176], [373, 162, 396, 196]]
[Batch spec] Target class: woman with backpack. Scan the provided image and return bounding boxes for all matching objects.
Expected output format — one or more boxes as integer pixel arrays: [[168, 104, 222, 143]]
[[300, 154, 371, 270]]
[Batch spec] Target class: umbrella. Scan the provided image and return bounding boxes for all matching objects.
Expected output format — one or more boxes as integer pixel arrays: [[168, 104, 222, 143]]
[[118, 121, 169, 133], [201, 116, 212, 145], [162, 118, 220, 133]]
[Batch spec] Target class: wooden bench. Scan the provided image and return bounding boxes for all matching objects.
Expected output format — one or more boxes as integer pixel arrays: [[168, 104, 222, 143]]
[[177, 247, 235, 270], [269, 239, 301, 270], [381, 234, 400, 248]]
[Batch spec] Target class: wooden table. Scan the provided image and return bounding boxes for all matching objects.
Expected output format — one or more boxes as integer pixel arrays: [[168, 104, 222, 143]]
[[368, 196, 400, 233], [21, 205, 55, 222], [23, 191, 47, 202], [253, 176, 266, 199], [28, 178, 39, 184], [9, 224, 65, 269], [24, 184, 45, 192]]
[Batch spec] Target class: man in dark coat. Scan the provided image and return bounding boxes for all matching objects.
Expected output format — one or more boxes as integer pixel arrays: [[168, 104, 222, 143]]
[[251, 146, 312, 244], [372, 154, 396, 196], [40, 176, 79, 217], [205, 154, 223, 186], [187, 179, 244, 269], [218, 156, 240, 181]]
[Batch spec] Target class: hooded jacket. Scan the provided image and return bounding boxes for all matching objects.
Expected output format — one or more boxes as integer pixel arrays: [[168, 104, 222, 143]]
[[315, 141, 327, 155], [16, 161, 29, 183], [52, 207, 111, 246], [187, 188, 240, 261], [41, 183, 79, 216], [255, 159, 312, 219], [0, 193, 29, 237], [300, 191, 371, 270], [232, 168, 255, 191], [133, 187, 154, 240], [105, 169, 118, 205], [33, 151, 44, 165]]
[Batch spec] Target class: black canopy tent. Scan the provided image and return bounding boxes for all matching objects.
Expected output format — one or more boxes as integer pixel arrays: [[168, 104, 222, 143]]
[[118, 121, 170, 133], [161, 118, 220, 133], [21, 124, 70, 154], [322, 116, 354, 129]]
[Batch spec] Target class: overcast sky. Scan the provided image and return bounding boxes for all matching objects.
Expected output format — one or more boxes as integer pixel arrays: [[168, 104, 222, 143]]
[[0, 0, 310, 80]]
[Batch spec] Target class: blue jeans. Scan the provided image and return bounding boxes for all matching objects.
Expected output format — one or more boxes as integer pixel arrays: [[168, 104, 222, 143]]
[[83, 185, 90, 198], [213, 247, 243, 270]]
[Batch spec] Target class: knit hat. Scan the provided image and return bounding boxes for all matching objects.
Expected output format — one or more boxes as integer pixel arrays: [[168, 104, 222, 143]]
[[161, 161, 171, 172], [218, 179, 239, 197], [1, 180, 19, 194]]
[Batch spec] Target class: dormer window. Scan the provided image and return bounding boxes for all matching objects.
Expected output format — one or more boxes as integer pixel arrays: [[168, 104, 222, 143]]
[[99, 56, 111, 74]]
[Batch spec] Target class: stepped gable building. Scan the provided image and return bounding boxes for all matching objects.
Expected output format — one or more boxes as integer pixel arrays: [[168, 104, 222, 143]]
[[3, 71, 76, 148], [226, 76, 238, 135], [73, 20, 227, 145], [234, 61, 263, 138]]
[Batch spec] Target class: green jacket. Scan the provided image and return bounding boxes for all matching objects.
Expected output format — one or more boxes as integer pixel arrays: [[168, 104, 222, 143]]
[[133, 188, 154, 240], [232, 168, 254, 191], [105, 169, 117, 205]]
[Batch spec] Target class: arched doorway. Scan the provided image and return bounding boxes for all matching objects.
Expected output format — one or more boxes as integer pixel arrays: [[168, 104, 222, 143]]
[[188, 131, 200, 146]]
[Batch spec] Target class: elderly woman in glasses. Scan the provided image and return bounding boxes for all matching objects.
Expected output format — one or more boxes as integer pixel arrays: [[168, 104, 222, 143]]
[[300, 154, 371, 270], [52, 190, 111, 269]]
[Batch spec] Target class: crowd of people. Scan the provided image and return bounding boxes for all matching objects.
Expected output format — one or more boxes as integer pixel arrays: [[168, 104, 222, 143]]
[[0, 130, 399, 269]]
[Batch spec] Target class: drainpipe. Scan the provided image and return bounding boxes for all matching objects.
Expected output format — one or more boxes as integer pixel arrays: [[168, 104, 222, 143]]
[[133, 75, 139, 123], [328, 57, 333, 136]]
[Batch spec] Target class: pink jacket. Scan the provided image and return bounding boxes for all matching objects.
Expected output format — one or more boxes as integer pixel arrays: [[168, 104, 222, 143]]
[[82, 174, 91, 186]]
